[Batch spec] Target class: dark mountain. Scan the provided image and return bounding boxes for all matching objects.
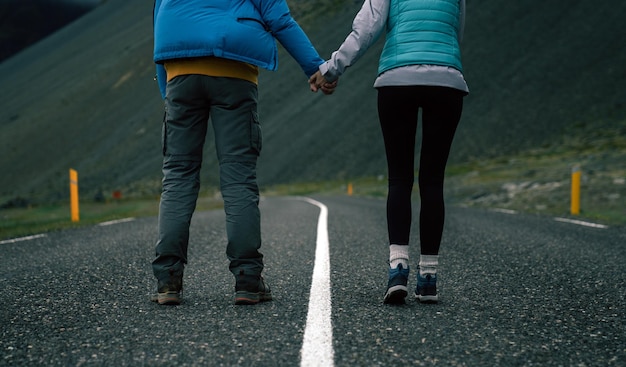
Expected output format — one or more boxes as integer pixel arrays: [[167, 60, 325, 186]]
[[0, 0, 99, 63], [0, 0, 624, 205]]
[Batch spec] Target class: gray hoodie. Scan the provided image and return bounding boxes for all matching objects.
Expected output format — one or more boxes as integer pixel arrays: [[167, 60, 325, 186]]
[[319, 0, 468, 93]]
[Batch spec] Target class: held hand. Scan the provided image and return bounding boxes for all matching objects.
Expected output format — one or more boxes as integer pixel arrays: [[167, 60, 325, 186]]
[[319, 80, 338, 95], [309, 71, 338, 95], [308, 71, 325, 92]]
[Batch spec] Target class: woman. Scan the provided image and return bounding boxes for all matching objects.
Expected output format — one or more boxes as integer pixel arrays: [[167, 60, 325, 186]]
[[310, 0, 469, 304]]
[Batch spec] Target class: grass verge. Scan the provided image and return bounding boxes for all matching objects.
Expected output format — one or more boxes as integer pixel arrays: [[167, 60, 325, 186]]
[[2, 138, 625, 241], [0, 195, 223, 241]]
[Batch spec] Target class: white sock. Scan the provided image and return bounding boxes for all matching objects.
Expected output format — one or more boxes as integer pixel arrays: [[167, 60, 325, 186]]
[[419, 255, 439, 275], [389, 244, 409, 269]]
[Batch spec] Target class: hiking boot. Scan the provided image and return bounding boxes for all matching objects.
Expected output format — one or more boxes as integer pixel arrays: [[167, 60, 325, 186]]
[[415, 271, 438, 303], [234, 272, 272, 305], [151, 275, 183, 305], [383, 263, 409, 304]]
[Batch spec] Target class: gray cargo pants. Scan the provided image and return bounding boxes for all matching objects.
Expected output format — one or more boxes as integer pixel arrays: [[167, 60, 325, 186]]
[[152, 74, 264, 283]]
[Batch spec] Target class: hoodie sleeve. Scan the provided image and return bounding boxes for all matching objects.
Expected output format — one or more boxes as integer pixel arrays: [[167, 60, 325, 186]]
[[319, 0, 388, 82]]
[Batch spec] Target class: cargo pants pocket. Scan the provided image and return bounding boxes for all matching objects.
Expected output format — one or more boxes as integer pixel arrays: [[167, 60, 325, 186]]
[[161, 106, 167, 156], [250, 109, 262, 156]]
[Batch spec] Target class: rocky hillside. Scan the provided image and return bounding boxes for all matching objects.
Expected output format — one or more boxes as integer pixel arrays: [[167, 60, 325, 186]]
[[0, 0, 624, 205]]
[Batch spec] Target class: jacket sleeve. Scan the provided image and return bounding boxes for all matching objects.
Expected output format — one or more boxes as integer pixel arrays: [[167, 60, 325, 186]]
[[153, 0, 167, 99], [256, 0, 323, 77], [156, 64, 167, 99], [319, 0, 388, 82]]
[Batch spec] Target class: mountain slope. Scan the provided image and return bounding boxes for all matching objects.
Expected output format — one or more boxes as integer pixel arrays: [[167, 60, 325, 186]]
[[0, 0, 624, 204], [0, 0, 98, 63]]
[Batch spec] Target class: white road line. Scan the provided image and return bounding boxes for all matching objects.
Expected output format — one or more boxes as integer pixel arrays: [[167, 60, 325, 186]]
[[0, 233, 47, 245], [491, 208, 518, 215], [554, 217, 608, 229], [489, 207, 609, 229], [299, 197, 334, 367], [98, 217, 135, 226], [2, 217, 135, 245]]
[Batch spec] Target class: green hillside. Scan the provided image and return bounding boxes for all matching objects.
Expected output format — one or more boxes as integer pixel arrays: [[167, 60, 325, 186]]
[[0, 0, 624, 209]]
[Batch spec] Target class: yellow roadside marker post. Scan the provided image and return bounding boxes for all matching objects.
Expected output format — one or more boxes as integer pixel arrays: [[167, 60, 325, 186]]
[[69, 169, 80, 222], [571, 165, 581, 215]]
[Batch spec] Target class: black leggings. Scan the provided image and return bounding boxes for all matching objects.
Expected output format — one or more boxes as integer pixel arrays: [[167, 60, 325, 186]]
[[377, 86, 463, 255]]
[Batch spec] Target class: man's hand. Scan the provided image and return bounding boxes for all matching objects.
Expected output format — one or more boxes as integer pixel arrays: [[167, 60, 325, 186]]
[[309, 71, 338, 95]]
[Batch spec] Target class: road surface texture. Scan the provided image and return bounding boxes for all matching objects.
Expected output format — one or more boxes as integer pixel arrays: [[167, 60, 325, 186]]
[[1, 196, 624, 366]]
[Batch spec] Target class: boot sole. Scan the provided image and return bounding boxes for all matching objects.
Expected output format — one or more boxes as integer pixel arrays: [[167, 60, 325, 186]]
[[234, 291, 272, 305], [151, 291, 181, 305]]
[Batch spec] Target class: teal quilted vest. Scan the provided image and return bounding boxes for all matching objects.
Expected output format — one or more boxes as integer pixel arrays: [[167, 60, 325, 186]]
[[378, 0, 462, 74]]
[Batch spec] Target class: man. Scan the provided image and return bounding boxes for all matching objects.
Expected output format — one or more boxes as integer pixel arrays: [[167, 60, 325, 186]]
[[151, 0, 328, 305]]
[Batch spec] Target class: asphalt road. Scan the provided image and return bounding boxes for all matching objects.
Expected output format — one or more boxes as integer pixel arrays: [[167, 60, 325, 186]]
[[1, 196, 625, 366]]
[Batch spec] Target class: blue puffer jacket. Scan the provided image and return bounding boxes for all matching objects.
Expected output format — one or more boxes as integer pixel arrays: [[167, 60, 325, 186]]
[[153, 0, 323, 98]]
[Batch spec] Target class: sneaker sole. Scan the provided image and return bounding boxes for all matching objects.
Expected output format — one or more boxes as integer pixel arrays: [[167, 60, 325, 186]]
[[384, 285, 408, 304], [234, 291, 272, 305], [415, 294, 438, 303]]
